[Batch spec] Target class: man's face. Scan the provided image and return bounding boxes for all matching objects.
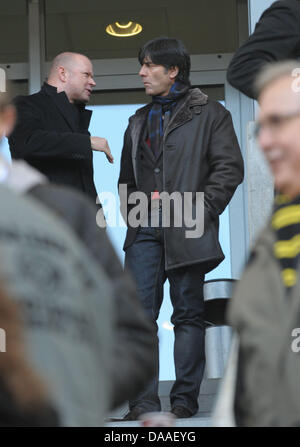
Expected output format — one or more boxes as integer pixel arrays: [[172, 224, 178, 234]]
[[258, 76, 300, 198], [64, 56, 96, 104], [139, 57, 178, 97], [0, 104, 16, 140]]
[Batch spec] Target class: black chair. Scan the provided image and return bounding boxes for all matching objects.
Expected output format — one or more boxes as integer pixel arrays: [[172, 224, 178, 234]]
[[203, 278, 237, 379], [203, 278, 236, 327]]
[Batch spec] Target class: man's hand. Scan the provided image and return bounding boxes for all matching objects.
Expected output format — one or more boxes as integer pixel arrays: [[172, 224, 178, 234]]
[[90, 137, 114, 163]]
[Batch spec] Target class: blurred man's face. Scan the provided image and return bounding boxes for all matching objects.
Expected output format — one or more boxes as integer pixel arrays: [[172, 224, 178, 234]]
[[139, 57, 178, 97], [0, 104, 16, 140], [257, 76, 300, 198], [64, 56, 96, 104]]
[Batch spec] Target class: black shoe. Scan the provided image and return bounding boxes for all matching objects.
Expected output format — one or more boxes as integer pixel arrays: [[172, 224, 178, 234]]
[[123, 407, 147, 421], [171, 406, 193, 419]]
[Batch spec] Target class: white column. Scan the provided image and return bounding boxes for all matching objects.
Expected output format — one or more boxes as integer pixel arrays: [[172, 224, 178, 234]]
[[27, 0, 46, 94], [226, 82, 251, 278]]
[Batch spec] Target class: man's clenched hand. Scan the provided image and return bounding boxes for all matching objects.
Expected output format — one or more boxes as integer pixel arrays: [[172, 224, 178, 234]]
[[90, 137, 114, 163]]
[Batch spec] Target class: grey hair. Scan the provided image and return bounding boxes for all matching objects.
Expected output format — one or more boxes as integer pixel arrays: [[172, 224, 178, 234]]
[[255, 60, 300, 97]]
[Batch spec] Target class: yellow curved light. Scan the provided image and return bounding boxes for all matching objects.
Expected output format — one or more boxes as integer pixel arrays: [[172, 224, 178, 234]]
[[115, 21, 133, 29], [106, 21, 142, 37]]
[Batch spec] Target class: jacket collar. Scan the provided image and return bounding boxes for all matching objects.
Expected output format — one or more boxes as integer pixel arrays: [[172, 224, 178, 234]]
[[41, 82, 92, 131], [187, 87, 208, 107], [134, 88, 208, 135]]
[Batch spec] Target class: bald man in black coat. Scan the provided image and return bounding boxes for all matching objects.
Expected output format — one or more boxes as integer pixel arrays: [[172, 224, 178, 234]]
[[9, 52, 113, 204]]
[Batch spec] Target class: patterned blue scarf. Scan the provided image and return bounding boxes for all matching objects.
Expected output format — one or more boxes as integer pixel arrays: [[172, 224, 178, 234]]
[[148, 81, 189, 157]]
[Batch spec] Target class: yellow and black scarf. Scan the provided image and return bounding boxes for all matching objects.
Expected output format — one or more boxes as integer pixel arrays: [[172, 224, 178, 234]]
[[272, 194, 300, 291]]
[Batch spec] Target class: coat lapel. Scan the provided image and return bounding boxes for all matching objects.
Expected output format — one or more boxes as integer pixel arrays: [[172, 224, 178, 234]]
[[41, 83, 92, 132], [131, 105, 151, 184], [49, 92, 77, 131], [80, 108, 92, 131]]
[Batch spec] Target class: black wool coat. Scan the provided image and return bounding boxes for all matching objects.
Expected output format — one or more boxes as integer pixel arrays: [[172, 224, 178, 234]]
[[118, 88, 244, 273], [9, 83, 98, 203]]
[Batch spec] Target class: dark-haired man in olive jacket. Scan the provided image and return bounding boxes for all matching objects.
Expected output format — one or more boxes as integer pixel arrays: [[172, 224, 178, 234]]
[[118, 37, 244, 420]]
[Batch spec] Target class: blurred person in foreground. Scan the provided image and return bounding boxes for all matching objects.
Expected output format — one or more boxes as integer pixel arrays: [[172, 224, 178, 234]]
[[0, 90, 157, 425], [214, 60, 300, 427], [0, 283, 59, 426]]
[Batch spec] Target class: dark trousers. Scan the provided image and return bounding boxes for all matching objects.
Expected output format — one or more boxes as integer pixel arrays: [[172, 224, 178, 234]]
[[125, 217, 206, 415]]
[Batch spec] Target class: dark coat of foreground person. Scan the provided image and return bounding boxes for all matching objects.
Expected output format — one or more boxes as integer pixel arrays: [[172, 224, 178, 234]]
[[227, 0, 300, 98]]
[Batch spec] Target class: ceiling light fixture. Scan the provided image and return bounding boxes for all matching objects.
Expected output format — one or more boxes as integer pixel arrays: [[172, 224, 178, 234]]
[[106, 21, 142, 38]]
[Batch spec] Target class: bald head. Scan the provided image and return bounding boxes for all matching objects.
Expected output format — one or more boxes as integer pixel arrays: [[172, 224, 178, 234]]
[[47, 52, 96, 104], [48, 52, 89, 78]]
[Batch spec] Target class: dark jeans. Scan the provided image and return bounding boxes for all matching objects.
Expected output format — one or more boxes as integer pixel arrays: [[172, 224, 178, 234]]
[[125, 215, 206, 415]]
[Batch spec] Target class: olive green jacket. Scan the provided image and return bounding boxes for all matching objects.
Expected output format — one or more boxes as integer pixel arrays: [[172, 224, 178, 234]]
[[227, 223, 300, 426]]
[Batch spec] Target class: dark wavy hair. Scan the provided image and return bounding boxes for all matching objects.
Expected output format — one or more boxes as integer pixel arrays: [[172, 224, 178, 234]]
[[138, 37, 191, 86]]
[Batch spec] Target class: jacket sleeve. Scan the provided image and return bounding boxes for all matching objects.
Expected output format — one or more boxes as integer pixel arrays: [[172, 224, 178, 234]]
[[9, 96, 92, 161], [118, 119, 139, 225], [204, 103, 244, 220], [227, 0, 300, 98], [29, 184, 158, 410]]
